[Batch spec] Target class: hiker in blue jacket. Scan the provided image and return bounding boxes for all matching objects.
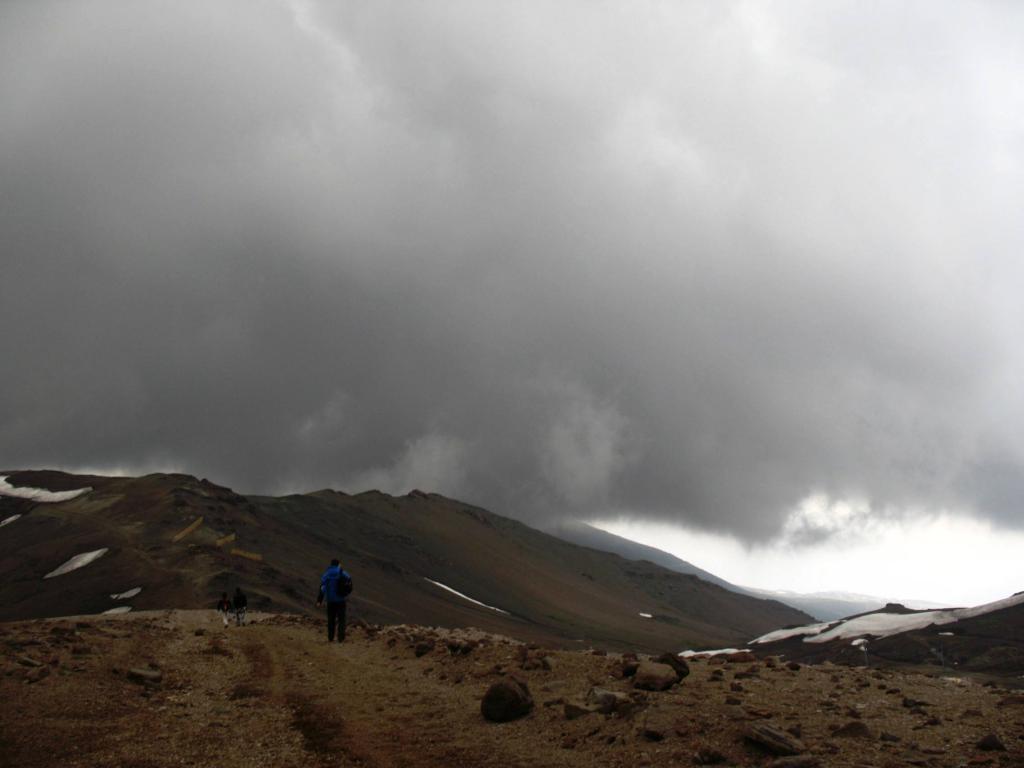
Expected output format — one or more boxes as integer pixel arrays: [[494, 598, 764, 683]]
[[316, 559, 352, 642]]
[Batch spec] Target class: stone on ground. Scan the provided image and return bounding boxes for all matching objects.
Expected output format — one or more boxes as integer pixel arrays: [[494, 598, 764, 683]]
[[744, 722, 807, 756], [633, 661, 677, 691], [481, 676, 533, 722]]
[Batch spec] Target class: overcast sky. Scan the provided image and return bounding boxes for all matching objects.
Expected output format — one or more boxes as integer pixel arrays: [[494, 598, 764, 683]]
[[2, 2, 1022, 603]]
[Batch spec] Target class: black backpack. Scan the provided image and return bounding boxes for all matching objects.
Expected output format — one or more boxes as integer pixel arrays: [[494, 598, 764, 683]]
[[340, 571, 353, 596]]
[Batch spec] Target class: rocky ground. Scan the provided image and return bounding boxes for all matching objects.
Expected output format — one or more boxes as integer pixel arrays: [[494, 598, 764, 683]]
[[1, 611, 1022, 768]]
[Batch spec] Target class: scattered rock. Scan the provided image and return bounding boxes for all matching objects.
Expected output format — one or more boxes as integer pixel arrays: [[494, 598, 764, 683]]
[[641, 727, 664, 742], [16, 655, 42, 668], [832, 720, 871, 739], [127, 667, 162, 685], [786, 661, 801, 671], [563, 701, 592, 720], [725, 696, 742, 706], [24, 666, 50, 684], [480, 676, 533, 722], [723, 651, 756, 664], [880, 731, 901, 743], [730, 682, 744, 692], [633, 661, 677, 691], [766, 757, 821, 768], [447, 639, 477, 656], [586, 687, 633, 715], [414, 639, 435, 657], [694, 746, 728, 764], [193, 628, 206, 636], [996, 694, 1024, 708], [734, 664, 760, 679], [976, 733, 1006, 752], [744, 723, 807, 756], [621, 660, 640, 678]]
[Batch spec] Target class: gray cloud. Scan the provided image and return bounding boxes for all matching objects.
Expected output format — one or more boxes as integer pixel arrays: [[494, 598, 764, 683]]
[[2, 1, 1023, 541]]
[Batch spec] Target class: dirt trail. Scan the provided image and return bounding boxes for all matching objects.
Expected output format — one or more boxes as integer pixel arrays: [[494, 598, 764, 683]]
[[2, 610, 1023, 768]]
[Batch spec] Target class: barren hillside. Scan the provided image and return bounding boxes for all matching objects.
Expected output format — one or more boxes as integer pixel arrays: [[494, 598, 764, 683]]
[[2, 610, 1022, 767]]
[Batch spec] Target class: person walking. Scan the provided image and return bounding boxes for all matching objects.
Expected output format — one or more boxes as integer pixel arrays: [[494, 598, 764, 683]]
[[216, 592, 232, 627], [316, 559, 352, 642], [233, 587, 248, 626]]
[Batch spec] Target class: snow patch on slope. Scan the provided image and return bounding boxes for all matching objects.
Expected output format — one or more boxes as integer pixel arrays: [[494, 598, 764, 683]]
[[807, 610, 955, 643], [749, 622, 834, 644], [751, 591, 1024, 645], [44, 548, 108, 579], [1, 514, 21, 527], [0, 475, 91, 503], [102, 606, 132, 615], [110, 587, 141, 600], [423, 578, 509, 614]]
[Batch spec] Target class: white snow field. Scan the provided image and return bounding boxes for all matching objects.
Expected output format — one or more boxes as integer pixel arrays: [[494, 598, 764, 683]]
[[751, 591, 1024, 645], [0, 475, 91, 503], [110, 587, 141, 600], [1, 514, 21, 527], [749, 622, 834, 644], [423, 578, 509, 614], [638, 612, 653, 618], [43, 548, 109, 579], [102, 606, 132, 615]]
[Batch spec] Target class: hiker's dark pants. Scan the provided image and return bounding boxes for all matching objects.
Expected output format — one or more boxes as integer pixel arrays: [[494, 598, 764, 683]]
[[327, 601, 347, 642]]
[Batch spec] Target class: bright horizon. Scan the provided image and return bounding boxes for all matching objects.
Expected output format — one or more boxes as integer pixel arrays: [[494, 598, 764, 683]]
[[595, 503, 1023, 608]]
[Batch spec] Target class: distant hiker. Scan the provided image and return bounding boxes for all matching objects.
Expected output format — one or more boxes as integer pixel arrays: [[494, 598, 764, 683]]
[[216, 592, 232, 627], [316, 559, 353, 642], [233, 587, 248, 626]]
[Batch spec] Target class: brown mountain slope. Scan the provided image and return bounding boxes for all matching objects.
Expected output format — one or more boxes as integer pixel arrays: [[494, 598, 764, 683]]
[[0, 470, 810, 651]]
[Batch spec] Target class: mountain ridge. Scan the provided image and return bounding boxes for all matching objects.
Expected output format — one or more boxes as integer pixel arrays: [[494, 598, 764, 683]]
[[0, 469, 810, 652]]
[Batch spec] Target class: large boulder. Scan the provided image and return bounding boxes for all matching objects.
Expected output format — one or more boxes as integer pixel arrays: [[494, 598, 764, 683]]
[[654, 653, 690, 682], [633, 661, 678, 691], [481, 676, 533, 722]]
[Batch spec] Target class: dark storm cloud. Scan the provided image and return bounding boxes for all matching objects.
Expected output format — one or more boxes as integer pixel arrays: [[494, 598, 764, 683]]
[[2, 1, 1023, 541]]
